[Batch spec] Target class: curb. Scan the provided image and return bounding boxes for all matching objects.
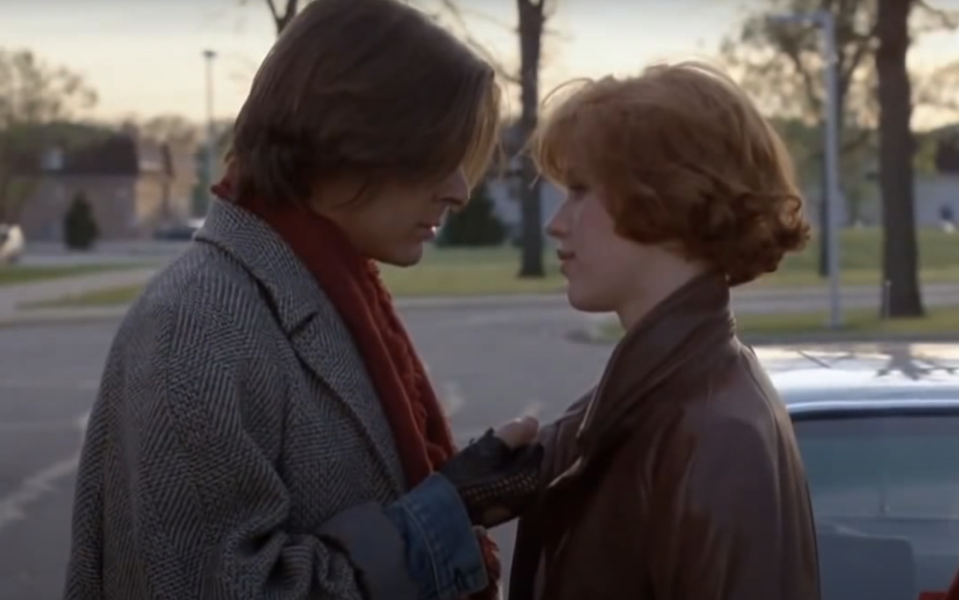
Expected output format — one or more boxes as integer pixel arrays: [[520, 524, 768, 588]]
[[739, 332, 959, 344], [7, 306, 959, 346], [0, 308, 129, 330], [572, 320, 959, 347], [393, 293, 568, 310], [0, 294, 573, 327]]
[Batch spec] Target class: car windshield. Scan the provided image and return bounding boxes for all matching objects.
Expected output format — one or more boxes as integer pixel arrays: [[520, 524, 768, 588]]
[[794, 413, 959, 600]]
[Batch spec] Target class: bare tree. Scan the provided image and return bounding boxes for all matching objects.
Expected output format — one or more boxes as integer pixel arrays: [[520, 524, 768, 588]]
[[512, 0, 555, 277], [258, 0, 300, 35], [431, 1, 521, 86], [434, 0, 555, 277], [0, 48, 97, 223], [140, 114, 201, 147], [726, 0, 954, 318], [722, 0, 956, 279], [875, 0, 922, 318]]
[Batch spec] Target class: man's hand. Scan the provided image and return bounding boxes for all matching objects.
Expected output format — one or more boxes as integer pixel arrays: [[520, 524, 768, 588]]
[[440, 416, 544, 528], [493, 416, 540, 448]]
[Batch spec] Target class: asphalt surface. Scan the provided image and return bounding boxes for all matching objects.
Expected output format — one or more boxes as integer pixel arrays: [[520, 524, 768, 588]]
[[0, 302, 611, 600]]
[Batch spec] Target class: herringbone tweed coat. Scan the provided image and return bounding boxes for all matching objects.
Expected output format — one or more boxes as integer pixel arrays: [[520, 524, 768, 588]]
[[64, 199, 413, 599]]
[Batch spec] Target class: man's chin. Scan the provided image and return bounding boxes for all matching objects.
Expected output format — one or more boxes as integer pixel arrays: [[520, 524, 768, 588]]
[[376, 243, 425, 268]]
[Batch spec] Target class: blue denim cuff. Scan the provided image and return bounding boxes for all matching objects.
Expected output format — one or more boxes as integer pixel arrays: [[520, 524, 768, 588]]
[[385, 473, 489, 600]]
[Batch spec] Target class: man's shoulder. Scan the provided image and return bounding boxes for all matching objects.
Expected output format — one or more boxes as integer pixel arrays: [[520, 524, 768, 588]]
[[117, 244, 275, 352], [148, 242, 263, 308]]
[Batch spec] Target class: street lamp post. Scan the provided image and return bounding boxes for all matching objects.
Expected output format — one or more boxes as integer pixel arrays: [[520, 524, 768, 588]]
[[202, 49, 218, 216], [768, 10, 843, 329]]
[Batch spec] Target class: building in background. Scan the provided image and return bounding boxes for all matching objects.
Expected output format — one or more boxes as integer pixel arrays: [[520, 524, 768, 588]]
[[14, 124, 198, 242]]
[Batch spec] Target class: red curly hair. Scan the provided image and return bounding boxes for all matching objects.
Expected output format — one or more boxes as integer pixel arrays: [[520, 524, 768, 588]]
[[531, 61, 810, 286]]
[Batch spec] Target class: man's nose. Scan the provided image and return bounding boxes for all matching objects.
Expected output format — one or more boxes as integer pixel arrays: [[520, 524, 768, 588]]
[[441, 167, 470, 210]]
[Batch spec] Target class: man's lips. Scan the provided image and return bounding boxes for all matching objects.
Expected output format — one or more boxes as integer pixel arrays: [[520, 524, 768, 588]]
[[417, 223, 439, 240]]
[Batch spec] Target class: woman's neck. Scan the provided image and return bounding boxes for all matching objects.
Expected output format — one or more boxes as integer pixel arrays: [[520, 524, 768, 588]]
[[615, 262, 711, 330]]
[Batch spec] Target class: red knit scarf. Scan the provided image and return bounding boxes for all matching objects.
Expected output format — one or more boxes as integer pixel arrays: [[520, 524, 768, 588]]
[[918, 566, 959, 600], [211, 174, 500, 599]]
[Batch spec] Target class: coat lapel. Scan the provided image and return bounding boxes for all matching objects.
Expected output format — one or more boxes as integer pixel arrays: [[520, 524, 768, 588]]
[[194, 199, 406, 493]]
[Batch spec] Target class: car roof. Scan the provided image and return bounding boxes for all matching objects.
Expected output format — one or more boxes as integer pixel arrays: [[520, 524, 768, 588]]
[[755, 343, 959, 410]]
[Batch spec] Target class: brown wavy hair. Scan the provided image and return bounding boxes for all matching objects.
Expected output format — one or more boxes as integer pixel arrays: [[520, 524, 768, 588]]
[[230, 0, 502, 205], [532, 61, 810, 286]]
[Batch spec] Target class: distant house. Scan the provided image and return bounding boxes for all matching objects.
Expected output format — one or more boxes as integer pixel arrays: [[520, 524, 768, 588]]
[[836, 126, 959, 228], [15, 124, 198, 241]]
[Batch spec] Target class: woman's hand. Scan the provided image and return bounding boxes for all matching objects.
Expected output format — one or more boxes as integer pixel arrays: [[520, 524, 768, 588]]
[[439, 416, 544, 528]]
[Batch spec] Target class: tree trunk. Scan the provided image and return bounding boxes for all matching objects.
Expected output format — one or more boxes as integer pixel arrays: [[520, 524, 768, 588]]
[[0, 175, 10, 224], [0, 172, 21, 225], [516, 0, 545, 278], [876, 0, 923, 318]]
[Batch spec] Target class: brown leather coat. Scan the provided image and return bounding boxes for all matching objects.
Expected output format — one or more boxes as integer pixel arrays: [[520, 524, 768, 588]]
[[509, 273, 821, 600]]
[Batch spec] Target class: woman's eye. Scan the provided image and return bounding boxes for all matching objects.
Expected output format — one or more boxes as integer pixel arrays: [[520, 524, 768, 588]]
[[568, 184, 587, 198]]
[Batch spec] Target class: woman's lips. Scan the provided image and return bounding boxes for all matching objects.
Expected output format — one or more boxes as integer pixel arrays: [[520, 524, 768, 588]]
[[557, 249, 575, 275]]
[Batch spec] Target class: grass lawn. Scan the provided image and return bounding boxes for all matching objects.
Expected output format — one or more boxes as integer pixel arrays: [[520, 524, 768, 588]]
[[21, 227, 959, 308], [378, 246, 565, 296], [24, 284, 146, 310], [0, 263, 143, 287], [391, 228, 959, 292], [599, 305, 959, 342], [766, 227, 959, 286]]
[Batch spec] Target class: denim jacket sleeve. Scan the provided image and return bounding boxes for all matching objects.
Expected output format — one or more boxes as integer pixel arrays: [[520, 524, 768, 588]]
[[384, 473, 489, 600], [318, 472, 488, 600]]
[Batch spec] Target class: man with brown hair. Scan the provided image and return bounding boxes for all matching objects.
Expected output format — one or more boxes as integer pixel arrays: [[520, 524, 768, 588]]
[[64, 1, 543, 599]]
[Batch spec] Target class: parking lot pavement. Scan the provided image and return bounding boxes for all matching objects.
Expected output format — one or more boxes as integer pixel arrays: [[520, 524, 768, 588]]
[[0, 301, 609, 599]]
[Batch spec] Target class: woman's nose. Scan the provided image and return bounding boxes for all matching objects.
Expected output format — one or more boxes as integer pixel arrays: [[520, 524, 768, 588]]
[[546, 203, 568, 240]]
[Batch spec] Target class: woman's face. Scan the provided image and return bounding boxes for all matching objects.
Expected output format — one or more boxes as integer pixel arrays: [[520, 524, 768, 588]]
[[547, 170, 710, 325], [317, 167, 470, 266], [546, 172, 651, 314]]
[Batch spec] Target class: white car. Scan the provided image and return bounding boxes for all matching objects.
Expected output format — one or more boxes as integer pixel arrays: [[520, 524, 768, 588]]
[[762, 344, 959, 600], [0, 223, 24, 264]]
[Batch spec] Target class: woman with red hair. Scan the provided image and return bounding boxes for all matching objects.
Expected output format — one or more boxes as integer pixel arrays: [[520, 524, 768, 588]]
[[509, 61, 821, 600]]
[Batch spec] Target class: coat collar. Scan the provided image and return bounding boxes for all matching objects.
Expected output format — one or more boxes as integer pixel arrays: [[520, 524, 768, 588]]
[[195, 198, 324, 333], [194, 198, 407, 493], [555, 271, 738, 487]]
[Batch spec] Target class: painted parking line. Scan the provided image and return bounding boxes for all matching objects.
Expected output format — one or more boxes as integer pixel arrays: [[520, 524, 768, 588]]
[[0, 420, 84, 433], [0, 380, 99, 392], [0, 411, 89, 531]]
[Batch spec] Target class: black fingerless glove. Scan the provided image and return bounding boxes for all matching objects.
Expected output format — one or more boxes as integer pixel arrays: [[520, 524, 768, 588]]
[[439, 429, 544, 529]]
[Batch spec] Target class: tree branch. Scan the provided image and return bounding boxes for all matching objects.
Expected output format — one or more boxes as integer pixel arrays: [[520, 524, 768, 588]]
[[262, 0, 299, 35], [913, 0, 959, 29], [433, 0, 520, 84], [264, 0, 281, 24], [772, 24, 825, 113]]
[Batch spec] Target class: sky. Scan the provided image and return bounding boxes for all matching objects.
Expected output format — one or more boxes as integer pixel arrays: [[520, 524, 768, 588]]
[[2, 0, 958, 126]]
